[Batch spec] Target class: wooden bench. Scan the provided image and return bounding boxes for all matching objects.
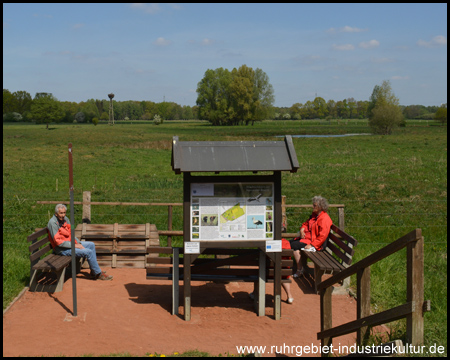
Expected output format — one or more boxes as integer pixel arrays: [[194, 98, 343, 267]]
[[146, 246, 294, 315], [75, 223, 159, 268], [27, 227, 81, 293], [299, 224, 358, 293]]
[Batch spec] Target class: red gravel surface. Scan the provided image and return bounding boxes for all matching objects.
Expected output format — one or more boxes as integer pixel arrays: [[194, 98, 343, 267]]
[[3, 268, 360, 357]]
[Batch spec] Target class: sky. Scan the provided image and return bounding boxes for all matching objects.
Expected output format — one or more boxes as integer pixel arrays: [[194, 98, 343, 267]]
[[3, 3, 447, 107]]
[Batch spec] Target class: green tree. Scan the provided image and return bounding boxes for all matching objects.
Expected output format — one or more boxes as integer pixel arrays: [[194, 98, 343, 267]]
[[313, 97, 328, 119], [368, 80, 404, 135], [30, 93, 64, 129], [3, 89, 15, 114], [12, 90, 33, 114], [434, 104, 447, 125], [196, 65, 274, 126]]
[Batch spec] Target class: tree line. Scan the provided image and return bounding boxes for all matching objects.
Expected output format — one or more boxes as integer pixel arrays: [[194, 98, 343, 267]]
[[3, 90, 199, 125], [3, 64, 446, 129]]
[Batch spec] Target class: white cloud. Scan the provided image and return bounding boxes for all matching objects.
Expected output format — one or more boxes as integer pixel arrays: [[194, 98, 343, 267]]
[[201, 38, 215, 46], [359, 39, 380, 49], [327, 26, 368, 33], [130, 3, 161, 14], [417, 35, 447, 48], [332, 44, 355, 51], [371, 57, 394, 64], [153, 37, 172, 46], [391, 75, 410, 80]]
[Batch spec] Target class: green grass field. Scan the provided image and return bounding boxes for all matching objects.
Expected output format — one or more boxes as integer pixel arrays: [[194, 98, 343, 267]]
[[3, 120, 447, 355]]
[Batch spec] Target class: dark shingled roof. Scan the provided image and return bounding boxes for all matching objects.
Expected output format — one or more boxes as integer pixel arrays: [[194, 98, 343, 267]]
[[172, 135, 299, 174]]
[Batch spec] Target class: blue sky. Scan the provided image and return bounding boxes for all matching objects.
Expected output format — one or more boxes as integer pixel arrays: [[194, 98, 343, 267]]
[[3, 3, 447, 107]]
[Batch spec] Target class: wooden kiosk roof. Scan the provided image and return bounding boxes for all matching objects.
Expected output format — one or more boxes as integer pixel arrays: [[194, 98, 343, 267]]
[[171, 135, 299, 174]]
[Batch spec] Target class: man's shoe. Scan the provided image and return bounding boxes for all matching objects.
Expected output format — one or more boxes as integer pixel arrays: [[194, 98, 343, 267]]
[[90, 270, 107, 279], [93, 271, 113, 280]]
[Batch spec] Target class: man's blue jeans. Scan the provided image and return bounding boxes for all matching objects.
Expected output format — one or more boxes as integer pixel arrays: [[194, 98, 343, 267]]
[[58, 241, 102, 275]]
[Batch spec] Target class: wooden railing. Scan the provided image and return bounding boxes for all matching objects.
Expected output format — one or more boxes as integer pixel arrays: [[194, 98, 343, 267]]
[[316, 228, 430, 355], [38, 192, 345, 247]]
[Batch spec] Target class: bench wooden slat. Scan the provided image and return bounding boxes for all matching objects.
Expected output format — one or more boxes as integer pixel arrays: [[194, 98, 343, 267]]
[[27, 227, 48, 242], [331, 224, 358, 247], [32, 254, 71, 271], [29, 236, 50, 253], [329, 233, 354, 257], [29, 244, 53, 263]]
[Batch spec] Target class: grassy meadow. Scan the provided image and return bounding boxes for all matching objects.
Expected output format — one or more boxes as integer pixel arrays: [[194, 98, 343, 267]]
[[3, 120, 447, 354]]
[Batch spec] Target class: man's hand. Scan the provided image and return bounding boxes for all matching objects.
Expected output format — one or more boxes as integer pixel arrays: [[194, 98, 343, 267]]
[[75, 243, 84, 249]]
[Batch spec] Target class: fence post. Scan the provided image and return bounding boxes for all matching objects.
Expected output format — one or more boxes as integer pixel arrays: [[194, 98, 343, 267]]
[[338, 206, 345, 231], [320, 286, 333, 353], [168, 205, 173, 247], [357, 266, 371, 345], [406, 230, 424, 346], [82, 191, 91, 223]]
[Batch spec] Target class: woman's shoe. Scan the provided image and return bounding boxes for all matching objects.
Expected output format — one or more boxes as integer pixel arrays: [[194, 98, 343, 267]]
[[288, 298, 294, 304], [293, 269, 304, 278]]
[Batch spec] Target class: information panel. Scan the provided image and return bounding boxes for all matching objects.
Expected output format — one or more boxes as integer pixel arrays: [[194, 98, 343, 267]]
[[190, 182, 274, 241]]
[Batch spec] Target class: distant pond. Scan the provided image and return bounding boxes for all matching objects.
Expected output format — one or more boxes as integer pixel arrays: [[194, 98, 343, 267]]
[[278, 133, 371, 138]]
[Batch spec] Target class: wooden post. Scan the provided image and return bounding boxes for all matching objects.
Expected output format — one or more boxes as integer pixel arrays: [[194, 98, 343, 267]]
[[281, 195, 287, 231], [406, 230, 424, 346], [338, 206, 345, 231], [167, 205, 173, 247], [357, 266, 371, 345], [82, 191, 91, 223], [274, 251, 282, 320], [320, 286, 333, 354], [172, 247, 179, 315], [257, 250, 266, 316]]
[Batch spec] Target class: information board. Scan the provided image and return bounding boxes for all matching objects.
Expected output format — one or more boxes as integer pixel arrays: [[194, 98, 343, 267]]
[[190, 182, 274, 241]]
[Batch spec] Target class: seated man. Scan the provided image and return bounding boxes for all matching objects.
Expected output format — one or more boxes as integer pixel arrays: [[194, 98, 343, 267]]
[[47, 204, 113, 281], [290, 196, 332, 277]]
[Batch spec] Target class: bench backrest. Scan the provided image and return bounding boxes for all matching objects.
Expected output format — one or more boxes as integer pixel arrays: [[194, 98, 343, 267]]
[[28, 227, 52, 264], [323, 224, 358, 267]]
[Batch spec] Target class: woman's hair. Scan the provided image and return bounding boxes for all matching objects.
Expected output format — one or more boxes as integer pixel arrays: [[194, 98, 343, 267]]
[[55, 204, 67, 213], [312, 196, 329, 212]]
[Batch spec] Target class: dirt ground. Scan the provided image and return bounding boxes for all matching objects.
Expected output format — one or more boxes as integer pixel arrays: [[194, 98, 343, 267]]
[[3, 268, 361, 357]]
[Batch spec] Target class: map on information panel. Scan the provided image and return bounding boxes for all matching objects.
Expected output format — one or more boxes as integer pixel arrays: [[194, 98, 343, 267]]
[[190, 183, 274, 241]]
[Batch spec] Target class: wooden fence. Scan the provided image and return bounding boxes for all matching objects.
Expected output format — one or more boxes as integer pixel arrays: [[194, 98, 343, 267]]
[[316, 228, 430, 354], [37, 191, 345, 246]]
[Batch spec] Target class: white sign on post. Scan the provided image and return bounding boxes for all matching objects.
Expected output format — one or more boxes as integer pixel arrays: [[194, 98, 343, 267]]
[[265, 240, 282, 252], [184, 241, 200, 254], [190, 182, 274, 241]]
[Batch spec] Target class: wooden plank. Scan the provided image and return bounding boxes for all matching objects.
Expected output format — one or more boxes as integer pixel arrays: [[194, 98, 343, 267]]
[[331, 224, 357, 247], [27, 227, 48, 242], [29, 236, 50, 253], [329, 232, 354, 256], [29, 245, 53, 263], [318, 229, 421, 291], [318, 302, 415, 340]]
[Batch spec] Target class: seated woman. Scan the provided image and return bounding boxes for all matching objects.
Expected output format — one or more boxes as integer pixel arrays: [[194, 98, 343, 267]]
[[290, 196, 332, 277]]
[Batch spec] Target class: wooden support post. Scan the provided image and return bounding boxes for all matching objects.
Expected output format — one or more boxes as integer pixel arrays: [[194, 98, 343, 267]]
[[172, 247, 179, 315], [406, 230, 424, 346], [257, 250, 266, 316], [338, 206, 345, 231], [357, 266, 371, 345], [82, 191, 91, 223], [281, 195, 287, 231], [273, 251, 282, 320], [184, 253, 192, 321], [167, 205, 173, 247], [320, 286, 333, 353]]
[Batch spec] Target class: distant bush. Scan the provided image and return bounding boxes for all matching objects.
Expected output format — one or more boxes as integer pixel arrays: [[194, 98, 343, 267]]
[[153, 114, 163, 125], [92, 117, 99, 126], [3, 112, 22, 122]]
